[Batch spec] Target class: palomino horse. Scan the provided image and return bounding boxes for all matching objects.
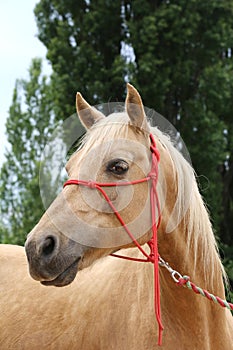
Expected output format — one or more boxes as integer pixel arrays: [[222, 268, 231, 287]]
[[1, 84, 232, 349]]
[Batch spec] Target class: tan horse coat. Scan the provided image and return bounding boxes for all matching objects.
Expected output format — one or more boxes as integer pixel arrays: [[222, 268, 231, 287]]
[[2, 85, 232, 349], [0, 243, 232, 349]]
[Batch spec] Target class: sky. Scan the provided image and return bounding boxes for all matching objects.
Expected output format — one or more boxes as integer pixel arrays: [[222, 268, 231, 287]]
[[0, 0, 51, 166]]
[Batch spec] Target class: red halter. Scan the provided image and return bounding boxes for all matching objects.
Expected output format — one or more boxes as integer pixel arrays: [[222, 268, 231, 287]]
[[63, 133, 164, 345]]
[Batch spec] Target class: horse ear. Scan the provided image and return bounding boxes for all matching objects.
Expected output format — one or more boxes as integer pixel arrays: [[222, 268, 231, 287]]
[[76, 92, 105, 130], [126, 83, 149, 132]]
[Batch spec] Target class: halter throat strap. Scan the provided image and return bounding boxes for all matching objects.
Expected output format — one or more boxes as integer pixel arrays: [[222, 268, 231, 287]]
[[63, 133, 163, 345]]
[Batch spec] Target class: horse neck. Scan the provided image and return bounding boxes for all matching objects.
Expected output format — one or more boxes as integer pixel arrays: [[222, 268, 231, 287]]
[[158, 183, 225, 297], [155, 135, 226, 297], [157, 210, 231, 347], [122, 238, 228, 347]]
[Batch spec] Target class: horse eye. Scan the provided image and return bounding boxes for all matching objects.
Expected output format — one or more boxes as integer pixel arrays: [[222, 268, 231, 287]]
[[107, 159, 129, 175]]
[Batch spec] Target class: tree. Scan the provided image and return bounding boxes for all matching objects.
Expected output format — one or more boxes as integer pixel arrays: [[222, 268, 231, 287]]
[[127, 0, 233, 235], [0, 58, 54, 244], [34, 0, 128, 119]]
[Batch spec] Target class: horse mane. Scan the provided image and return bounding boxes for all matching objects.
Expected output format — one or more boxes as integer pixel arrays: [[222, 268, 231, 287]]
[[151, 126, 226, 288], [76, 112, 226, 288]]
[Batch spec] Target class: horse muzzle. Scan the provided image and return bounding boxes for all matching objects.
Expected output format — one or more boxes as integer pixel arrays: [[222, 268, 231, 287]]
[[25, 232, 83, 287]]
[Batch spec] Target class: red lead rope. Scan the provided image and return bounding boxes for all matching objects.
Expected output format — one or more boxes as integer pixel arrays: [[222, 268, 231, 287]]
[[63, 133, 164, 345]]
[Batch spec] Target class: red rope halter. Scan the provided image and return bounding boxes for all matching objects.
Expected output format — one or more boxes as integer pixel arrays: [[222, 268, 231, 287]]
[[63, 133, 164, 345]]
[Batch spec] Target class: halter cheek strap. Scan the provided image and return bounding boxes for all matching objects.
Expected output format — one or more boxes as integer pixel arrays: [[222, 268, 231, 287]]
[[63, 133, 164, 345]]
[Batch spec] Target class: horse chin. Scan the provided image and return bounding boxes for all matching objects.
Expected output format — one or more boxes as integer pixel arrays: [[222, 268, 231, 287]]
[[41, 258, 80, 287]]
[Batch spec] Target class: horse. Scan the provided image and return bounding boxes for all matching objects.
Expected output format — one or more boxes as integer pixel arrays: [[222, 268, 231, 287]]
[[0, 84, 232, 349]]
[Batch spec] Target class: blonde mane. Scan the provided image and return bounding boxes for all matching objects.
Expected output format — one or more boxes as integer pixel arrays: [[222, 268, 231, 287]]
[[75, 111, 225, 288], [151, 126, 226, 287]]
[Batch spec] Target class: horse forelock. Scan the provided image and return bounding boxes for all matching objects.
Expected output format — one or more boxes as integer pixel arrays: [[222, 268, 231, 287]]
[[76, 113, 131, 161]]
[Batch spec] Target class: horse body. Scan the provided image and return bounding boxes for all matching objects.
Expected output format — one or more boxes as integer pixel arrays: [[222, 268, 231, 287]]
[[0, 244, 153, 350], [1, 84, 232, 349], [0, 245, 159, 350], [0, 244, 232, 349]]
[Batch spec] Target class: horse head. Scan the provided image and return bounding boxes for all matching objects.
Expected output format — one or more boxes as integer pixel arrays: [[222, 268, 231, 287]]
[[25, 84, 181, 287]]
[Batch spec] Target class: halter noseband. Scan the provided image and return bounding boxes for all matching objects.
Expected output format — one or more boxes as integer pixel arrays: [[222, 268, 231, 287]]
[[63, 133, 163, 345]]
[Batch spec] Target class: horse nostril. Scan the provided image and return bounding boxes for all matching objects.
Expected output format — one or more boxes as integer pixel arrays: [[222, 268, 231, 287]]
[[41, 236, 57, 257]]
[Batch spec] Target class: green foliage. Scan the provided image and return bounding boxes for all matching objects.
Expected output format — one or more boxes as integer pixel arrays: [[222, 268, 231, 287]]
[[221, 244, 233, 304], [34, 0, 127, 119], [0, 58, 54, 244]]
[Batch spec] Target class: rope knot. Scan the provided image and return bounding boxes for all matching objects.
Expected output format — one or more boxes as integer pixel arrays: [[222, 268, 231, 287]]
[[148, 171, 157, 180], [146, 239, 156, 263], [87, 180, 97, 189]]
